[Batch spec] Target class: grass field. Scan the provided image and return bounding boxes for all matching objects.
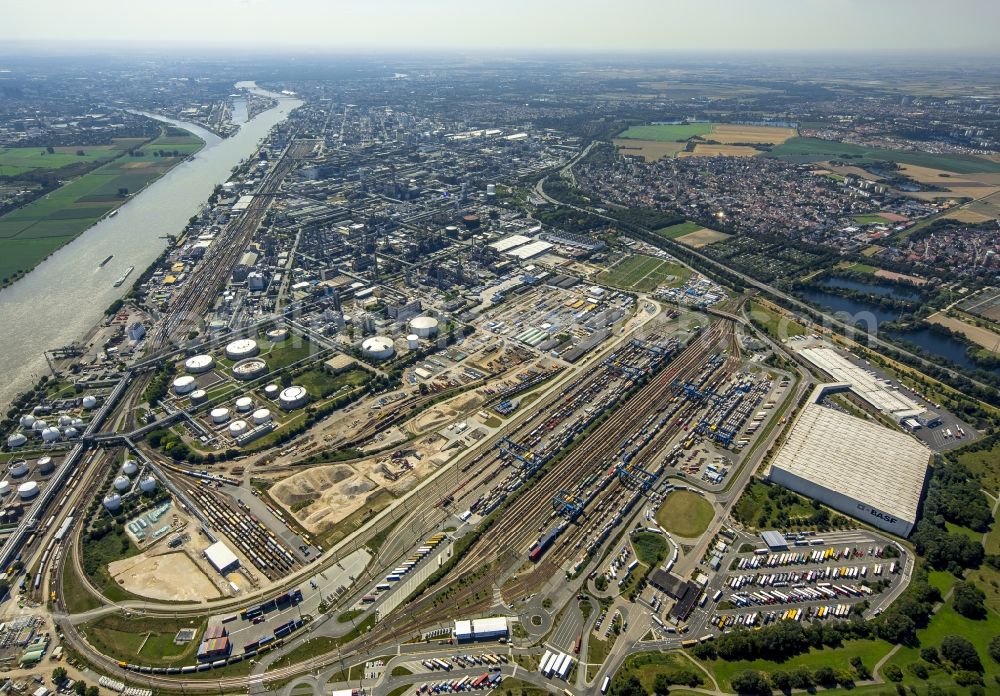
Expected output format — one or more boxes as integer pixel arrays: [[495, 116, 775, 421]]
[[954, 438, 1000, 494], [0, 142, 136, 176], [617, 124, 713, 142], [675, 228, 731, 248], [656, 221, 703, 239], [769, 137, 1000, 174], [656, 490, 715, 537], [613, 138, 687, 161], [747, 300, 810, 341], [852, 214, 894, 225], [0, 130, 203, 283], [597, 254, 692, 291], [81, 613, 206, 667], [611, 651, 704, 693], [632, 531, 669, 566]]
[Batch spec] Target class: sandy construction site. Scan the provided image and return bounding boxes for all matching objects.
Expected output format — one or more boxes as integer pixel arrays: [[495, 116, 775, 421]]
[[108, 550, 222, 602]]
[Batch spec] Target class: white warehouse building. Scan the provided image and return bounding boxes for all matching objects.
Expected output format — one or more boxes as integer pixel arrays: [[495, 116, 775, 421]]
[[767, 385, 931, 537]]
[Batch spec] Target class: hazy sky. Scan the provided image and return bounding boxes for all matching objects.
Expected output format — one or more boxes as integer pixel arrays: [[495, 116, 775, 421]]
[[4, 0, 999, 54]]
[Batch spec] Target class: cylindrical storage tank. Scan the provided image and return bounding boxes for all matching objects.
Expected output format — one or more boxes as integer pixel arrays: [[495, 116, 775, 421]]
[[103, 493, 121, 512], [172, 375, 196, 395], [232, 358, 267, 381], [252, 408, 271, 425], [406, 334, 420, 350], [113, 475, 130, 492], [121, 459, 138, 477], [36, 457, 55, 475], [278, 386, 309, 411], [190, 389, 208, 406], [362, 336, 395, 361], [139, 476, 157, 493], [235, 396, 253, 412], [264, 384, 279, 399], [58, 415, 72, 427], [6, 434, 26, 449], [210, 407, 230, 424], [266, 328, 289, 342], [64, 427, 79, 439], [229, 420, 249, 438], [19, 415, 36, 429], [184, 354, 216, 374], [9, 460, 28, 478], [225, 338, 259, 360], [41, 427, 61, 443], [17, 481, 39, 500], [81, 395, 98, 410], [0, 481, 9, 497], [409, 316, 439, 338]]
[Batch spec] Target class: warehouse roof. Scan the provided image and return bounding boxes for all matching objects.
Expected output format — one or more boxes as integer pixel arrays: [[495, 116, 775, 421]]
[[797, 347, 923, 420], [768, 400, 930, 524], [472, 616, 508, 634], [507, 240, 553, 259], [489, 234, 531, 252], [204, 540, 240, 573]]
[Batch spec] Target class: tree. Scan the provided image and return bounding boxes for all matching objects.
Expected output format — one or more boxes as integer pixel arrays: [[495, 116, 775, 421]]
[[883, 663, 903, 682], [769, 671, 792, 692], [953, 581, 987, 619], [46, 146, 54, 154], [86, 687, 99, 696], [730, 671, 770, 695], [940, 634, 983, 672], [989, 634, 1000, 663], [117, 187, 129, 198], [73, 682, 86, 696], [920, 646, 939, 663], [51, 667, 67, 683], [610, 675, 644, 696], [907, 662, 928, 679], [651, 674, 672, 695]]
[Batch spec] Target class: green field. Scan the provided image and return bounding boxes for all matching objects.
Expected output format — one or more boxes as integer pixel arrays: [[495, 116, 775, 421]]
[[0, 130, 203, 283], [852, 214, 895, 225], [769, 136, 1000, 174], [610, 651, 705, 693], [81, 613, 207, 667], [747, 300, 810, 340], [597, 254, 692, 291], [617, 124, 713, 142], [0, 142, 136, 176], [953, 438, 1000, 494], [655, 489, 715, 537], [656, 221, 703, 239]]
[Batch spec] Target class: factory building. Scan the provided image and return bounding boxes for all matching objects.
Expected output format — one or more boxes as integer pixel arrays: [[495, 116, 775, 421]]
[[203, 540, 240, 574], [453, 616, 509, 642], [767, 385, 931, 537]]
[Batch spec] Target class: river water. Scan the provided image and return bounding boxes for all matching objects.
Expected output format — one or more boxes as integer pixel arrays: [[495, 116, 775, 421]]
[[0, 84, 302, 410]]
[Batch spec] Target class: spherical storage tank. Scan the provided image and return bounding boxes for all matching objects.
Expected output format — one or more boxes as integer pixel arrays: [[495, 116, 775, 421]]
[[190, 389, 208, 406], [82, 395, 98, 410], [406, 334, 420, 350], [41, 427, 61, 443], [211, 407, 230, 424], [58, 415, 72, 427], [225, 338, 259, 360], [17, 482, 39, 500], [122, 459, 138, 477], [232, 358, 267, 381], [252, 408, 272, 425], [6, 434, 26, 449], [139, 476, 157, 493], [409, 316, 439, 338], [266, 328, 289, 342], [173, 375, 196, 395], [229, 420, 249, 438], [0, 481, 9, 496], [235, 396, 254, 412], [9, 460, 28, 478], [113, 475, 130, 492], [185, 354, 216, 374], [278, 386, 308, 411], [32, 420, 46, 431], [19, 414, 35, 429], [362, 336, 395, 361], [37, 456, 55, 475], [64, 427, 79, 439], [103, 493, 121, 512]]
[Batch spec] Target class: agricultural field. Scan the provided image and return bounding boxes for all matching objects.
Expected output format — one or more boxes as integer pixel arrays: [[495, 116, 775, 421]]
[[615, 123, 794, 160], [927, 313, 1000, 353], [616, 123, 713, 142], [612, 138, 687, 162], [0, 141, 139, 176], [893, 163, 1000, 202], [852, 213, 895, 225], [679, 144, 761, 158], [597, 254, 691, 291], [769, 137, 1000, 175], [0, 129, 203, 282], [675, 228, 731, 248], [705, 124, 797, 145], [656, 221, 703, 239]]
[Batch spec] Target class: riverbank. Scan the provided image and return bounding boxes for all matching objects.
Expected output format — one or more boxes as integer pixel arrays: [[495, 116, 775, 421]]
[[0, 127, 205, 286]]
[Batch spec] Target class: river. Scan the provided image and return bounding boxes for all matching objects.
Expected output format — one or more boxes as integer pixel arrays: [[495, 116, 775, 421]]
[[0, 83, 302, 410]]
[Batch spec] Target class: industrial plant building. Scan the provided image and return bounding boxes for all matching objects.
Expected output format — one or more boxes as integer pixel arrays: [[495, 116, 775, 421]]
[[204, 540, 240, 575], [453, 616, 508, 642], [767, 385, 931, 537]]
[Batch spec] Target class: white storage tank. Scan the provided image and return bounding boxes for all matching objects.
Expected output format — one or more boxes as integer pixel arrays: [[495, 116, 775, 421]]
[[6, 434, 26, 449], [266, 328, 289, 342], [362, 336, 395, 361], [211, 407, 231, 424], [37, 456, 55, 475], [406, 334, 420, 350], [17, 481, 39, 500], [172, 375, 196, 395], [278, 386, 309, 410], [409, 316, 439, 338], [0, 481, 9, 496], [71, 418, 84, 428], [190, 389, 208, 406], [58, 415, 72, 427], [122, 459, 138, 477], [139, 476, 157, 493], [252, 408, 272, 425], [9, 460, 29, 478], [185, 354, 216, 374], [19, 414, 36, 429], [41, 427, 61, 443], [81, 395, 98, 410], [113, 475, 131, 492], [32, 420, 47, 431], [64, 427, 79, 439], [103, 493, 121, 512], [235, 396, 254, 412], [225, 338, 259, 360], [232, 358, 267, 381], [263, 384, 279, 399], [229, 420, 249, 438]]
